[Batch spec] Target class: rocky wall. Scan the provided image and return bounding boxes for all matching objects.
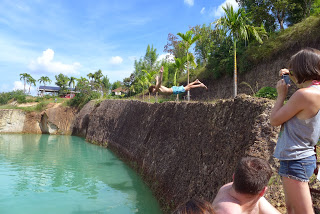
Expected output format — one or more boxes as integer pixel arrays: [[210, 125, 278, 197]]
[[0, 104, 76, 135], [72, 96, 287, 212]]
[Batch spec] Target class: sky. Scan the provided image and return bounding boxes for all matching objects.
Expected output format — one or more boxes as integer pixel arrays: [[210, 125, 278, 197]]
[[0, 0, 239, 95]]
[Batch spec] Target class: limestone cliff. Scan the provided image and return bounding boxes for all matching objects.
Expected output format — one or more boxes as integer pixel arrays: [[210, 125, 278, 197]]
[[0, 104, 76, 135], [0, 109, 26, 133], [72, 96, 307, 212]]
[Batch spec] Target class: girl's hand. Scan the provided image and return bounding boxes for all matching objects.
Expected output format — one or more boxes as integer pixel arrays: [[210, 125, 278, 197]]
[[276, 79, 288, 99], [279, 68, 290, 76]]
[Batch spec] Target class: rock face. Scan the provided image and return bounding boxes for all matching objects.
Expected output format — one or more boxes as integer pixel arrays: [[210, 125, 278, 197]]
[[0, 109, 27, 133], [0, 104, 76, 135], [72, 96, 289, 212]]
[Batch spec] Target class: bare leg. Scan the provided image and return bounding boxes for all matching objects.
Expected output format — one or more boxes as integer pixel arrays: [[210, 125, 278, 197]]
[[282, 177, 314, 214], [184, 82, 208, 91], [189, 79, 201, 85], [155, 66, 164, 92]]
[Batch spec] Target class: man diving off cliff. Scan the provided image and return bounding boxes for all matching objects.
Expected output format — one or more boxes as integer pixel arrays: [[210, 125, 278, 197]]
[[148, 66, 207, 95]]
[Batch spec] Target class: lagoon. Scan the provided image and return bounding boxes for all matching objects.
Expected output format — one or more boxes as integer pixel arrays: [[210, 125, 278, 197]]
[[0, 134, 162, 214]]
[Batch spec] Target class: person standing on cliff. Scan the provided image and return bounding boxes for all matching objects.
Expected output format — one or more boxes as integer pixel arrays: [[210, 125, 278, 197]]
[[212, 157, 281, 214], [148, 66, 208, 95], [270, 48, 320, 214]]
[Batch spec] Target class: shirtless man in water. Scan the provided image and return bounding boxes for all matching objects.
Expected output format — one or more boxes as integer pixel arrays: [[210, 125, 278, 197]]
[[148, 66, 207, 95], [213, 157, 281, 214]]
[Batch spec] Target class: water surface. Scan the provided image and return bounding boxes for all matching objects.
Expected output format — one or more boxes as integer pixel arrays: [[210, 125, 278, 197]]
[[0, 134, 162, 214]]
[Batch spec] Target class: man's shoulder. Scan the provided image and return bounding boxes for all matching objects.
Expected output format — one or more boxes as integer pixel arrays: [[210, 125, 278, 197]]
[[213, 183, 242, 214], [214, 201, 242, 214]]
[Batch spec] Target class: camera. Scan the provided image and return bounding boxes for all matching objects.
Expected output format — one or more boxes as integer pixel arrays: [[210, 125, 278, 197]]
[[282, 74, 290, 85]]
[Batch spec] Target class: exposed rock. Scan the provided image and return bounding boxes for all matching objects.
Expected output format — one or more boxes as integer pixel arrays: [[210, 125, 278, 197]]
[[23, 111, 42, 134], [0, 104, 76, 135], [0, 109, 26, 133], [73, 96, 316, 213], [43, 104, 77, 135]]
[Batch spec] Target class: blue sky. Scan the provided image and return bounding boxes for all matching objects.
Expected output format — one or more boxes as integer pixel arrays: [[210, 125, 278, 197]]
[[0, 0, 239, 94]]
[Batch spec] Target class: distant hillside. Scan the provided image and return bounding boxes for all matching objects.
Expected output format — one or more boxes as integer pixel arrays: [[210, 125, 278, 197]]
[[190, 15, 320, 101]]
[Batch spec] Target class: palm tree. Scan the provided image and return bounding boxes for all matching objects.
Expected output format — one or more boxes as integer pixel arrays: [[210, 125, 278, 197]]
[[177, 30, 200, 101], [19, 73, 30, 94], [142, 69, 156, 102], [26, 76, 36, 94], [38, 76, 52, 95], [173, 57, 186, 101], [68, 76, 76, 96], [215, 4, 263, 97], [87, 73, 94, 88]]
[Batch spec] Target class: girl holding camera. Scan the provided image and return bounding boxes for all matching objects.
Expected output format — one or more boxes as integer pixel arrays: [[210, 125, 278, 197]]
[[270, 48, 320, 214]]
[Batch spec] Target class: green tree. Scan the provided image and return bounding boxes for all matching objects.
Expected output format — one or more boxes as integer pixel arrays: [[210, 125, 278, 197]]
[[87, 72, 94, 86], [172, 57, 186, 101], [164, 33, 187, 59], [144, 45, 159, 70], [38, 76, 52, 95], [177, 30, 200, 101], [19, 73, 30, 94], [68, 77, 76, 89], [26, 76, 36, 94], [236, 0, 277, 32], [137, 75, 147, 101], [236, 0, 298, 30], [102, 75, 111, 95], [68, 76, 76, 96], [286, 0, 314, 24], [111, 81, 122, 91], [55, 73, 70, 95], [311, 0, 320, 14], [191, 24, 216, 66], [215, 4, 263, 97], [94, 70, 103, 84], [142, 69, 156, 101]]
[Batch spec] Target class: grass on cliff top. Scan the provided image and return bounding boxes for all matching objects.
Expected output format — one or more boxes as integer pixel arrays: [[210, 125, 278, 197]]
[[0, 97, 67, 112], [245, 15, 320, 64]]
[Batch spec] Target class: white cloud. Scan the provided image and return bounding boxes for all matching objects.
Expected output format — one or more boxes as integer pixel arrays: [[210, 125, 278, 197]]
[[128, 56, 137, 61], [110, 56, 123, 64], [28, 49, 81, 75], [158, 53, 175, 63], [200, 7, 205, 14], [211, 0, 239, 17], [0, 83, 10, 92], [13, 81, 24, 91], [13, 81, 37, 95], [184, 0, 194, 7]]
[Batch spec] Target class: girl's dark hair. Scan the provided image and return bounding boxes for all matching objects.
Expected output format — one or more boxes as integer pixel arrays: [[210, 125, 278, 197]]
[[172, 198, 215, 214], [149, 85, 156, 94], [289, 48, 320, 84]]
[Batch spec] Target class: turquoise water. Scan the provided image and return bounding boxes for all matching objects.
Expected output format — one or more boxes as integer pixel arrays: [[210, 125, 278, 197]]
[[0, 134, 162, 214]]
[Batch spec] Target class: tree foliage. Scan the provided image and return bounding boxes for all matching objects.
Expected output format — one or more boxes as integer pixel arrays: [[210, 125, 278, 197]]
[[164, 33, 186, 59], [215, 4, 264, 97], [237, 0, 319, 30], [55, 73, 70, 94]]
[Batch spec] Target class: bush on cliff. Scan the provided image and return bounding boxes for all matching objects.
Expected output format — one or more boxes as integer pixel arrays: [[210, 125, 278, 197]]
[[0, 90, 27, 105], [68, 91, 101, 109], [255, 87, 277, 99]]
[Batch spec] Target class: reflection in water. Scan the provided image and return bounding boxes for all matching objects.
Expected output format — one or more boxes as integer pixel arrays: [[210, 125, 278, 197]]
[[0, 134, 162, 214]]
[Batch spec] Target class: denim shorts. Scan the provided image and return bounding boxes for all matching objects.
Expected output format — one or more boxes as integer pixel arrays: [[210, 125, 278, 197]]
[[279, 155, 317, 182]]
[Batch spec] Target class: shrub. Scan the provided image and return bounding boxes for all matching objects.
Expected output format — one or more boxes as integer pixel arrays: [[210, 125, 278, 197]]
[[255, 87, 277, 99], [34, 102, 46, 112], [68, 91, 101, 109]]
